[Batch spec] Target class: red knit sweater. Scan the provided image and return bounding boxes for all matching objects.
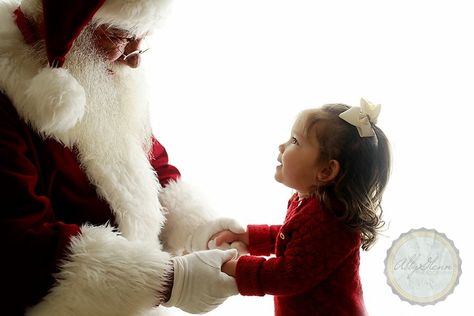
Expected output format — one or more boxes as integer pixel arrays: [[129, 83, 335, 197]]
[[235, 194, 367, 316]]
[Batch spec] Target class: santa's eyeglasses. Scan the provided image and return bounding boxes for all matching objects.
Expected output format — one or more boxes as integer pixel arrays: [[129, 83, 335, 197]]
[[100, 28, 150, 60]]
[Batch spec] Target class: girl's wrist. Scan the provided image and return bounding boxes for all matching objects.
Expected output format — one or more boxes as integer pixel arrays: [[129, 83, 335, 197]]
[[239, 232, 249, 245], [222, 259, 238, 276]]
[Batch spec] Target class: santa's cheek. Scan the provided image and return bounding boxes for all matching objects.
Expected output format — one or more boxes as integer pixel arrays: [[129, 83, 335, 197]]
[[104, 50, 123, 63]]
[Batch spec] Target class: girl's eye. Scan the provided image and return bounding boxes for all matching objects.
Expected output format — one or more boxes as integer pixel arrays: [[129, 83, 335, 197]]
[[290, 137, 298, 144]]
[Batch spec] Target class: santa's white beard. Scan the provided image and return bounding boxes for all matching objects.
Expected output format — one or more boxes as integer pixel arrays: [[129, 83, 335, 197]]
[[53, 30, 165, 242], [57, 30, 152, 153]]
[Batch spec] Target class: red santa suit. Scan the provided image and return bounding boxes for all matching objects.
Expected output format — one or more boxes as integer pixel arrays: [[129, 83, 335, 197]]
[[0, 0, 225, 315], [235, 194, 367, 316]]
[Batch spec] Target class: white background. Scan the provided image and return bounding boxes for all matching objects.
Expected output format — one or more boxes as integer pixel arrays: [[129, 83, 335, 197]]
[[144, 0, 473, 315]]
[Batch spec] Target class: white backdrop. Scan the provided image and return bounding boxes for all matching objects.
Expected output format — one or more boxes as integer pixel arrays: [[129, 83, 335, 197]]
[[144, 0, 473, 315]]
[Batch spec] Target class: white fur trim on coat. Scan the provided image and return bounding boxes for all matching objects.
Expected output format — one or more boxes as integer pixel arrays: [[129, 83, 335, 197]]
[[80, 140, 166, 242], [27, 225, 172, 316], [159, 180, 216, 255]]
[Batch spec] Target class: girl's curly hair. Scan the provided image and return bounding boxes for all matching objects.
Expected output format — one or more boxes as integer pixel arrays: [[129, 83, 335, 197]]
[[300, 104, 391, 250]]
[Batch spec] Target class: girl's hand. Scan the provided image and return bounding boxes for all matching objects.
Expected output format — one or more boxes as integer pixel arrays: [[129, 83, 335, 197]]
[[209, 231, 249, 255], [213, 230, 249, 247], [189, 218, 245, 252], [221, 258, 238, 277]]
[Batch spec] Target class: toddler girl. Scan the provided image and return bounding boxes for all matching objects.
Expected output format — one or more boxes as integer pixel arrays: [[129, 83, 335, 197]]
[[213, 99, 391, 316]]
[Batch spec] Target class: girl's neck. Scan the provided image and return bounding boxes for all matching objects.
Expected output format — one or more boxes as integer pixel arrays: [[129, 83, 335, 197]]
[[297, 191, 314, 200]]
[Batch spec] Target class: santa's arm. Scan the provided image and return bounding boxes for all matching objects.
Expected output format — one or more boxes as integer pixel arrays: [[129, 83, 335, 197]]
[[1, 198, 172, 316], [27, 225, 172, 316], [159, 179, 216, 254], [149, 138, 214, 254], [150, 138, 244, 254]]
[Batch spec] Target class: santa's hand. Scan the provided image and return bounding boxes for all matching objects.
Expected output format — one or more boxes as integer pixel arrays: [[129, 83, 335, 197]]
[[188, 218, 245, 252], [163, 249, 238, 314]]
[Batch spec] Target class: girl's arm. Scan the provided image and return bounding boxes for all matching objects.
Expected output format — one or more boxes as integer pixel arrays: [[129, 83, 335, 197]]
[[235, 211, 360, 297], [246, 224, 282, 256]]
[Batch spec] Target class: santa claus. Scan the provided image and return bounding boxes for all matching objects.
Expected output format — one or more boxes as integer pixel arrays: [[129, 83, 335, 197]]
[[0, 0, 244, 315]]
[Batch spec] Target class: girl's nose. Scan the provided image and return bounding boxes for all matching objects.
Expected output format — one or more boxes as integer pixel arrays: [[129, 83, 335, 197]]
[[278, 143, 285, 153]]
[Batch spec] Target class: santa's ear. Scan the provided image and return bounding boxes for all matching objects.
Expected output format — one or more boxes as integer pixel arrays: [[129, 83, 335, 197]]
[[316, 159, 340, 184]]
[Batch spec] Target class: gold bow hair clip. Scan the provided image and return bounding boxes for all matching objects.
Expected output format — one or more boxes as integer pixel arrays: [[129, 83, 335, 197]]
[[339, 98, 381, 137]]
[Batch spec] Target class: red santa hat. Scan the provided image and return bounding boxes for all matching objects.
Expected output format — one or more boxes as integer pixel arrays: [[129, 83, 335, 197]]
[[16, 0, 171, 134]]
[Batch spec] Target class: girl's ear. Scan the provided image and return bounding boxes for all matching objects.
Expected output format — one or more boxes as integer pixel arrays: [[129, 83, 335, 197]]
[[316, 159, 340, 183]]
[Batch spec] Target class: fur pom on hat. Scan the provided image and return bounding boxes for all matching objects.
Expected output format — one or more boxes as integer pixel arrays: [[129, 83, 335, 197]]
[[24, 67, 86, 134], [15, 0, 171, 133]]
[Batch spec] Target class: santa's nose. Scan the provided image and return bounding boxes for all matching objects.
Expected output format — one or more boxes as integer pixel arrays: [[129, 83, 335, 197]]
[[122, 39, 143, 68], [123, 53, 140, 68]]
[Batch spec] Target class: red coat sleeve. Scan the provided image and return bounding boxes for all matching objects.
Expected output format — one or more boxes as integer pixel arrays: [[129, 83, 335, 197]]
[[0, 96, 81, 312], [235, 201, 360, 297], [149, 137, 180, 186], [247, 224, 282, 256]]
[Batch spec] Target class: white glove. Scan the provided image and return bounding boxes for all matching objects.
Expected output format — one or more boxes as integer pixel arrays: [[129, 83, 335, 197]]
[[163, 249, 238, 314], [188, 218, 245, 252]]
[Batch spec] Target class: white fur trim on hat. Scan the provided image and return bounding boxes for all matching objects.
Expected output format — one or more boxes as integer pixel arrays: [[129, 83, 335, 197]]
[[24, 67, 85, 134], [94, 0, 173, 35]]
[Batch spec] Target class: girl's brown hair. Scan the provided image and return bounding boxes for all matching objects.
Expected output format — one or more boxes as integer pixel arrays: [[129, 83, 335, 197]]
[[300, 104, 391, 250]]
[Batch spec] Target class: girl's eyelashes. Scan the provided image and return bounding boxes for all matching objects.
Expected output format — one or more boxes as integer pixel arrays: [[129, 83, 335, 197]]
[[290, 136, 298, 145]]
